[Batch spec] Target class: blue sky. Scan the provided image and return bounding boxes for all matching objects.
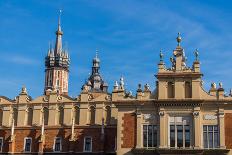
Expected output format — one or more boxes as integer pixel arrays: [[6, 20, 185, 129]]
[[0, 0, 232, 98]]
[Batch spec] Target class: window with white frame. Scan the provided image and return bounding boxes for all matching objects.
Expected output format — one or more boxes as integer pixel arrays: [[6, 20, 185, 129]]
[[169, 116, 191, 148], [203, 125, 219, 148], [84, 137, 92, 152], [0, 137, 3, 152], [24, 137, 32, 152], [53, 137, 62, 152], [143, 125, 158, 148]]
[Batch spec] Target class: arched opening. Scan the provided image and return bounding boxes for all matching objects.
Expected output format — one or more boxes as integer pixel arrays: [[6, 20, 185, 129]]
[[185, 81, 192, 98], [167, 82, 175, 98]]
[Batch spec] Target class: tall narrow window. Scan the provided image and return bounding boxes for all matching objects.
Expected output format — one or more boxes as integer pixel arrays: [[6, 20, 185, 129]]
[[0, 109, 3, 126], [74, 106, 80, 125], [167, 82, 174, 98], [13, 108, 18, 126], [43, 107, 49, 125], [169, 116, 191, 148], [105, 106, 111, 125], [53, 137, 62, 152], [24, 137, 32, 152], [27, 108, 33, 126], [0, 137, 3, 152], [143, 125, 157, 148], [59, 107, 64, 125], [90, 106, 95, 125], [203, 125, 219, 148], [84, 137, 92, 152], [185, 81, 192, 98], [56, 80, 60, 87]]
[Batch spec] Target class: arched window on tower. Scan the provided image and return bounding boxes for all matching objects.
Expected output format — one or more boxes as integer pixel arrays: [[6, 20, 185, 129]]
[[185, 81, 192, 98], [105, 106, 111, 125], [167, 82, 175, 98], [89, 106, 95, 125]]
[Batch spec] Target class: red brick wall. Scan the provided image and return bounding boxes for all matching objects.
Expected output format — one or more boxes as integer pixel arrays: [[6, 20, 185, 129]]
[[225, 113, 232, 149], [0, 127, 116, 153], [121, 113, 136, 148]]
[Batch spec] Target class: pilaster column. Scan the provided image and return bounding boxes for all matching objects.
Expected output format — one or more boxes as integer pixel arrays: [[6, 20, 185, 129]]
[[193, 107, 201, 149], [136, 113, 142, 148], [219, 109, 226, 149], [159, 109, 166, 148]]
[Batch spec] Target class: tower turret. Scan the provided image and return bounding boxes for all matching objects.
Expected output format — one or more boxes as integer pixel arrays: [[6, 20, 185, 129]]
[[44, 11, 70, 95], [82, 51, 108, 93]]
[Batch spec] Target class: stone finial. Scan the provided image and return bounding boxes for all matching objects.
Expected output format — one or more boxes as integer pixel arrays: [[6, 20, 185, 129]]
[[176, 32, 182, 46], [21, 86, 27, 94], [144, 84, 150, 91], [82, 84, 88, 92], [230, 89, 232, 96], [137, 84, 142, 92], [120, 76, 124, 90], [194, 49, 199, 61], [211, 82, 216, 89], [219, 82, 223, 89], [160, 50, 164, 62], [114, 81, 119, 90]]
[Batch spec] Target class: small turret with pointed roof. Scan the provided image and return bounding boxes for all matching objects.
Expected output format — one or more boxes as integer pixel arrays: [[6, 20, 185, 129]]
[[82, 50, 108, 93], [44, 11, 70, 95]]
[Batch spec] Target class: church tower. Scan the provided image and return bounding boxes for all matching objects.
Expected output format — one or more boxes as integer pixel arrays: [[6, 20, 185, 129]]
[[44, 12, 70, 95]]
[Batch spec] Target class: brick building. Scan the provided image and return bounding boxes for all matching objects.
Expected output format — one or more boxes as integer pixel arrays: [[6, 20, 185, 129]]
[[0, 15, 232, 155]]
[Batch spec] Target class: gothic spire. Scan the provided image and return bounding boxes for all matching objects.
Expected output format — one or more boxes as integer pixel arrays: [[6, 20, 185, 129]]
[[54, 10, 63, 56]]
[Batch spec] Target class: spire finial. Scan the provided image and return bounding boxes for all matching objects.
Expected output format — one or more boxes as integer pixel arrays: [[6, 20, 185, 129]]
[[176, 32, 182, 46], [160, 49, 164, 62], [58, 9, 62, 31], [194, 49, 199, 61], [95, 49, 98, 58]]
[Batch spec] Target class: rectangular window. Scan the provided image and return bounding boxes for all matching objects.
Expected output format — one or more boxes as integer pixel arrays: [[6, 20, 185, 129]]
[[0, 137, 3, 152], [203, 125, 219, 148], [143, 125, 157, 148], [54, 137, 62, 152], [24, 137, 32, 152], [169, 116, 191, 148], [84, 137, 92, 152]]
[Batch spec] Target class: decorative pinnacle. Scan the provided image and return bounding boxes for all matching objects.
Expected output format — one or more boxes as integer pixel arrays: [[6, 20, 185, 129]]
[[159, 49, 164, 62], [194, 49, 199, 61], [56, 9, 63, 35], [176, 32, 182, 46]]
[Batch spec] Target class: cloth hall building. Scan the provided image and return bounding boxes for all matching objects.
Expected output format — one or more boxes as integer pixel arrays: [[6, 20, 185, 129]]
[[0, 16, 232, 155]]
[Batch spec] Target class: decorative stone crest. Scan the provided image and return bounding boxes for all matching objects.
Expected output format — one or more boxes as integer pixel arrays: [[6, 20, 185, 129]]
[[88, 94, 94, 101], [159, 111, 165, 116], [105, 95, 111, 101], [203, 114, 217, 120], [144, 114, 156, 120], [43, 96, 49, 102], [57, 95, 62, 102], [193, 111, 199, 117]]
